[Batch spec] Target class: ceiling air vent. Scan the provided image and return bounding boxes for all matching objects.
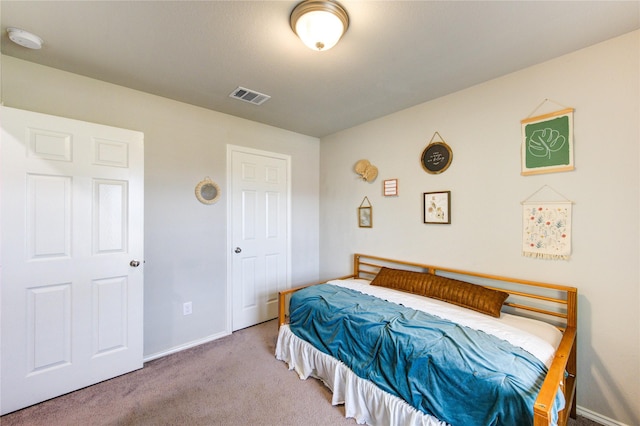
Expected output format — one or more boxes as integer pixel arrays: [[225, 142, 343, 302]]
[[229, 87, 271, 106]]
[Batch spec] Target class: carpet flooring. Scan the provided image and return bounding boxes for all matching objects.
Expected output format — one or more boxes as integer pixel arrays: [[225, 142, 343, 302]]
[[2, 319, 601, 426]]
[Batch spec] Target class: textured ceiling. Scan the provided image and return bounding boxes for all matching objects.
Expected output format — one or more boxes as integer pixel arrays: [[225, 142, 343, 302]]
[[1, 1, 639, 137]]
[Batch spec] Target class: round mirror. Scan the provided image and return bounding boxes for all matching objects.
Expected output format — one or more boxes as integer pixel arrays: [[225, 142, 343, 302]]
[[195, 178, 221, 204]]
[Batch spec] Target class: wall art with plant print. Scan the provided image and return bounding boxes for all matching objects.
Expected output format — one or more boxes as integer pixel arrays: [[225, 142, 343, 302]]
[[423, 191, 450, 224], [521, 107, 574, 175]]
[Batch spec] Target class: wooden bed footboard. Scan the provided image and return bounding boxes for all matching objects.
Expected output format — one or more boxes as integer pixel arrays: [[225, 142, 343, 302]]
[[534, 326, 577, 426], [278, 254, 578, 426]]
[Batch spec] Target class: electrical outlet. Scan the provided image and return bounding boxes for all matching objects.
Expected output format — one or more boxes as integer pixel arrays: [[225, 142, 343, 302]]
[[183, 301, 192, 316]]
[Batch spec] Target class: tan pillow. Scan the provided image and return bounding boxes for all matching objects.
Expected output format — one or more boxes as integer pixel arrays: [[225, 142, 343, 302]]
[[370, 267, 509, 318]]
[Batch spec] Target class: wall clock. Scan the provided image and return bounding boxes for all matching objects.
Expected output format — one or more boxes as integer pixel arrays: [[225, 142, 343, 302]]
[[421, 132, 453, 174]]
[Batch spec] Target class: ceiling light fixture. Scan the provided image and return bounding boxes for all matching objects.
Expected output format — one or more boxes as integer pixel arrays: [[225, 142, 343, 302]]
[[6, 27, 43, 49], [290, 0, 349, 52]]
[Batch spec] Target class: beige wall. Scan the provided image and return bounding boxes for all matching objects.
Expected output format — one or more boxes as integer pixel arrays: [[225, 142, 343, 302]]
[[0, 56, 321, 358], [319, 31, 639, 425]]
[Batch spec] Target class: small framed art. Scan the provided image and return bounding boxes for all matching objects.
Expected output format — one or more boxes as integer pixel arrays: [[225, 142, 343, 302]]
[[358, 206, 372, 227], [383, 179, 398, 196], [358, 196, 372, 228], [423, 191, 451, 224]]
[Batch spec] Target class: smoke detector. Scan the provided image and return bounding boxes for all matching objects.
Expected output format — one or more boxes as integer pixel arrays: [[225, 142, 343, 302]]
[[7, 28, 43, 49]]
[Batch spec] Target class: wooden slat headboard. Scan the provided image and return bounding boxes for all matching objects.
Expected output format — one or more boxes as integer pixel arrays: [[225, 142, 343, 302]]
[[353, 253, 577, 330]]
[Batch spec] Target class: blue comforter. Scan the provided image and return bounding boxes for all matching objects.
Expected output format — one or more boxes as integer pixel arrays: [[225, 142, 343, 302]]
[[289, 284, 562, 426]]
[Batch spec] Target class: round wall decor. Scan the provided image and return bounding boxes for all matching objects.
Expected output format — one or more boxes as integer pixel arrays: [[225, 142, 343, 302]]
[[195, 177, 221, 204], [421, 132, 453, 174], [354, 159, 379, 182]]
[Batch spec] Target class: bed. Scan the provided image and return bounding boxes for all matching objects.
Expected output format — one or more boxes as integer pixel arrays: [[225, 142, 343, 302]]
[[275, 254, 577, 426]]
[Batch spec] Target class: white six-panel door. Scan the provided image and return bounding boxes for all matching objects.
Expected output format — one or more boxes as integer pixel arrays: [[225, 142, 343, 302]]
[[0, 107, 144, 414], [229, 146, 290, 331]]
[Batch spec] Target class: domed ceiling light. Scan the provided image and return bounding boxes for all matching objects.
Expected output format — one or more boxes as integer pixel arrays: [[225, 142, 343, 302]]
[[290, 0, 349, 51]]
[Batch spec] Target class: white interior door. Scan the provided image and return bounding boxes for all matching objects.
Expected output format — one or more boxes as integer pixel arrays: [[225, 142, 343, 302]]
[[0, 107, 144, 415], [229, 146, 290, 331]]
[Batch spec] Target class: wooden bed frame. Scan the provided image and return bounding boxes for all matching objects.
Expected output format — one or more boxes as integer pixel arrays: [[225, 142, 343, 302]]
[[278, 253, 577, 426]]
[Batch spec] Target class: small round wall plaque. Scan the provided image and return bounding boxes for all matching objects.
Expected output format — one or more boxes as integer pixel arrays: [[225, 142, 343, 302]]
[[421, 132, 453, 174], [195, 177, 221, 204]]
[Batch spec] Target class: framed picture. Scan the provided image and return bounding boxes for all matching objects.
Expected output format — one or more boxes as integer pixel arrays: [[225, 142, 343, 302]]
[[423, 191, 451, 224], [521, 107, 574, 175], [383, 179, 398, 196], [358, 206, 372, 228]]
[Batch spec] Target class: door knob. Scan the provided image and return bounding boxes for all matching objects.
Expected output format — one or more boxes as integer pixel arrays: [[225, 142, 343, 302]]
[[130, 260, 141, 267], [234, 247, 242, 253]]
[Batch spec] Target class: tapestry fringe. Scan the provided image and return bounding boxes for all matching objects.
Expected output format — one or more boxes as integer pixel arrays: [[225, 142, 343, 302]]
[[522, 251, 570, 261]]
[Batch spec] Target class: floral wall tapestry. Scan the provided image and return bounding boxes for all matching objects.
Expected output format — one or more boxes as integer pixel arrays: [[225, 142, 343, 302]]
[[522, 201, 572, 260]]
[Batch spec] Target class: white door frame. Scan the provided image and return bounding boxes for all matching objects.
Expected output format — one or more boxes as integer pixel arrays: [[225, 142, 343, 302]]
[[226, 144, 292, 334]]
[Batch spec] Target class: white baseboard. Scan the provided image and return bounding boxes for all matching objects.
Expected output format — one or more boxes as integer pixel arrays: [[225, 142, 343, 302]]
[[577, 405, 628, 426], [143, 330, 231, 363]]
